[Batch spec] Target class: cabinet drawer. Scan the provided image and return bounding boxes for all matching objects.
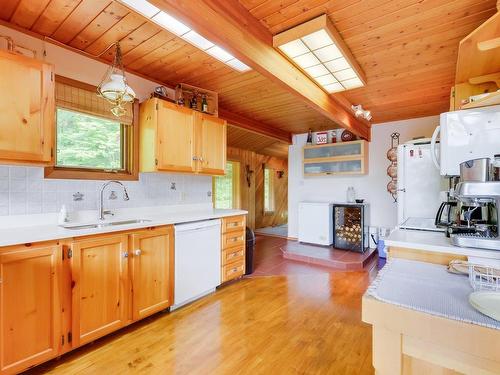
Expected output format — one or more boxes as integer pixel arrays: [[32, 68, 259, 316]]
[[222, 246, 245, 265], [222, 231, 245, 249], [222, 215, 246, 233], [222, 262, 244, 282]]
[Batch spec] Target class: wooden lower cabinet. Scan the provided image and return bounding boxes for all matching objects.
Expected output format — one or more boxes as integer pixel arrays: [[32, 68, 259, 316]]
[[221, 215, 246, 283], [0, 242, 61, 375], [70, 234, 129, 347], [130, 227, 174, 320]]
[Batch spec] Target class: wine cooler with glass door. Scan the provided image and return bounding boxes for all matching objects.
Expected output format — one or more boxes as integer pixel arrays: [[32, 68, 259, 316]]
[[332, 204, 369, 252]]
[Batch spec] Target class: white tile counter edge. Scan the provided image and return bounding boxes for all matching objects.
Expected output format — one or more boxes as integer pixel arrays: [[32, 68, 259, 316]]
[[385, 229, 500, 260], [0, 203, 248, 247]]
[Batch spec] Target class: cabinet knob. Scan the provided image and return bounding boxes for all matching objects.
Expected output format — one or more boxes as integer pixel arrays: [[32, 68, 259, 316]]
[[122, 252, 129, 259], [192, 156, 198, 161], [134, 249, 142, 256]]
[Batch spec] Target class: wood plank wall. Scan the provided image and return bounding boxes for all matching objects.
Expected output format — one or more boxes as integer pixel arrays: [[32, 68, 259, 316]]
[[227, 147, 288, 230]]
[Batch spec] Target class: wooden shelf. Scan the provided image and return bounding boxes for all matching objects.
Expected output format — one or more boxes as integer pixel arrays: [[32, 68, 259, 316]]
[[461, 90, 500, 109], [302, 140, 368, 176]]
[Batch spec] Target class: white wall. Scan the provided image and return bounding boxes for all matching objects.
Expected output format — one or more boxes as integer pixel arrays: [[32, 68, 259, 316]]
[[288, 116, 440, 238], [0, 25, 209, 217]]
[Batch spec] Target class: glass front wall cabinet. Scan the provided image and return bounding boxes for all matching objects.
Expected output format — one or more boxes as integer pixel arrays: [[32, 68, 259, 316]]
[[303, 140, 368, 176]]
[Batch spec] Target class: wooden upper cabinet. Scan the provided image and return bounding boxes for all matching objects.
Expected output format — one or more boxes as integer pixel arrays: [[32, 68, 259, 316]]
[[130, 226, 174, 321], [157, 100, 196, 172], [139, 98, 226, 175], [0, 50, 54, 164], [195, 113, 227, 175], [0, 243, 61, 374], [70, 234, 129, 347]]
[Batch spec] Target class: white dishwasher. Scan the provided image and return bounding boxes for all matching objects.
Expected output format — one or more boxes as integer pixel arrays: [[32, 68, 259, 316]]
[[172, 219, 221, 310]]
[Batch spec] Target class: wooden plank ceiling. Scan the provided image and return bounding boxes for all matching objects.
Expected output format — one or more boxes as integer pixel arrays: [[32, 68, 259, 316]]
[[0, 0, 496, 142], [240, 0, 497, 123], [227, 125, 289, 159]]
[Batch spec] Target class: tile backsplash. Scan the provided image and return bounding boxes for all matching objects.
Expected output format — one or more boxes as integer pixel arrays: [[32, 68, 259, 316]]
[[0, 165, 213, 216]]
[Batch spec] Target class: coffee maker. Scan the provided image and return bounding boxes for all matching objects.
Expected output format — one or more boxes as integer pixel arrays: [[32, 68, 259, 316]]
[[451, 181, 500, 250]]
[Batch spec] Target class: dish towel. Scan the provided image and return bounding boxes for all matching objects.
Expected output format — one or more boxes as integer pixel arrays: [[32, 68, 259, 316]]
[[366, 258, 500, 330]]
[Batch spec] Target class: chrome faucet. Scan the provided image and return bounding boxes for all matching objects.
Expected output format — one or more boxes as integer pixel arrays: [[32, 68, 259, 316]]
[[99, 181, 130, 220]]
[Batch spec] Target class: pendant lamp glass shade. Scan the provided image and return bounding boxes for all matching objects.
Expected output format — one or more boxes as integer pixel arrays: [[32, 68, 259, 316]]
[[97, 42, 136, 117]]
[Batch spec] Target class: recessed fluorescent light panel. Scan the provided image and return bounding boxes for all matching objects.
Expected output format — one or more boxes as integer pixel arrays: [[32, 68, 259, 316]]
[[273, 14, 366, 93], [118, 0, 251, 72]]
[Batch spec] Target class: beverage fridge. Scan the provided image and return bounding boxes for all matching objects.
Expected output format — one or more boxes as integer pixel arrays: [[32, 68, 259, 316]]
[[332, 203, 368, 252]]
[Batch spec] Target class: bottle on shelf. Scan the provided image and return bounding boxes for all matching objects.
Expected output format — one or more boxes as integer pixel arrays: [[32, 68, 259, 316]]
[[190, 91, 198, 110], [201, 94, 208, 113], [306, 129, 313, 145]]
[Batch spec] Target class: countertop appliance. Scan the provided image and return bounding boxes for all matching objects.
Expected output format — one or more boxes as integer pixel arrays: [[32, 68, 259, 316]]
[[332, 203, 368, 252], [173, 219, 221, 309], [451, 181, 500, 251], [298, 202, 333, 245], [431, 105, 500, 176], [397, 141, 446, 231]]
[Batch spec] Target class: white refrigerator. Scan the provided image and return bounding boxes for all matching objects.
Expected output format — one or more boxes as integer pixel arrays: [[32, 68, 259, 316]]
[[397, 141, 446, 231]]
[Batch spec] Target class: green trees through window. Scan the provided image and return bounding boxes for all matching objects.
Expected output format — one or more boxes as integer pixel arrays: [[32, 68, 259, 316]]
[[56, 108, 123, 170], [214, 162, 234, 209]]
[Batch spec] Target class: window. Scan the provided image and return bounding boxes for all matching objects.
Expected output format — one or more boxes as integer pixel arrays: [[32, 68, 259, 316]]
[[56, 108, 125, 170], [213, 161, 240, 209], [264, 166, 275, 213], [45, 76, 138, 180]]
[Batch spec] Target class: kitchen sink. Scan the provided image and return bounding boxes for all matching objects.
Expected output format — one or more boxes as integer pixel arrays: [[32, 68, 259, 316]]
[[62, 219, 152, 230]]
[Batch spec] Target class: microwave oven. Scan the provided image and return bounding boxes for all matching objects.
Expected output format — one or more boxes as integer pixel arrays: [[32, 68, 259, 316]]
[[431, 105, 500, 176]]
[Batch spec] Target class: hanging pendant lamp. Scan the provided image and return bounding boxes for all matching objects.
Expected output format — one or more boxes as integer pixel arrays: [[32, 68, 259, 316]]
[[97, 42, 136, 117]]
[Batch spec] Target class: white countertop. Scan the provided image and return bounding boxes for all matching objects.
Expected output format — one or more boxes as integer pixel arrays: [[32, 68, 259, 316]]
[[0, 204, 247, 247], [385, 229, 500, 260]]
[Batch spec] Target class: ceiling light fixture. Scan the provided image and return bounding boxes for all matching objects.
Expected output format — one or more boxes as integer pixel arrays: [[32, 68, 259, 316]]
[[118, 0, 251, 72], [273, 14, 366, 94], [351, 105, 372, 121], [97, 42, 136, 117]]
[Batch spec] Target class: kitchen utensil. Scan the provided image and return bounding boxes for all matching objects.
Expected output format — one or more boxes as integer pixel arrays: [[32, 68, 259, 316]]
[[460, 158, 490, 182], [469, 292, 500, 321]]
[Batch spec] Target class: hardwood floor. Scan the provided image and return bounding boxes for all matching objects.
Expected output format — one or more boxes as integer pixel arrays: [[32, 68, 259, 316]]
[[26, 236, 377, 375]]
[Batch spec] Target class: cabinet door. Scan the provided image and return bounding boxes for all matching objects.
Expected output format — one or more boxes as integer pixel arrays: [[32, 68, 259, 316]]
[[156, 101, 196, 172], [0, 244, 61, 374], [130, 226, 174, 321], [196, 113, 226, 175], [0, 50, 54, 163], [71, 235, 129, 347]]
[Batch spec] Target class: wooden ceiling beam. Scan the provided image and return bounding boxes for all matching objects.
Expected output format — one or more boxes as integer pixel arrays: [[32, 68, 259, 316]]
[[149, 0, 371, 140], [219, 108, 292, 144]]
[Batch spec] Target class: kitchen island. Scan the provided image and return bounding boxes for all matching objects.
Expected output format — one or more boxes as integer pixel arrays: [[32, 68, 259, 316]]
[[362, 258, 500, 375]]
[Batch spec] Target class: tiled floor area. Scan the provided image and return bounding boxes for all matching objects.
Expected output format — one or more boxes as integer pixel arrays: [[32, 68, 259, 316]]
[[251, 235, 381, 277], [282, 241, 378, 270]]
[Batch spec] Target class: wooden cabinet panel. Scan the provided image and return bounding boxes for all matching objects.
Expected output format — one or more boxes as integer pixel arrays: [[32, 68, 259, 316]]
[[222, 262, 245, 283], [222, 245, 245, 265], [70, 235, 129, 347], [196, 113, 226, 175], [0, 50, 54, 164], [139, 98, 226, 176], [130, 226, 174, 321], [222, 231, 245, 250], [222, 215, 246, 234], [156, 100, 196, 172], [0, 243, 61, 374]]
